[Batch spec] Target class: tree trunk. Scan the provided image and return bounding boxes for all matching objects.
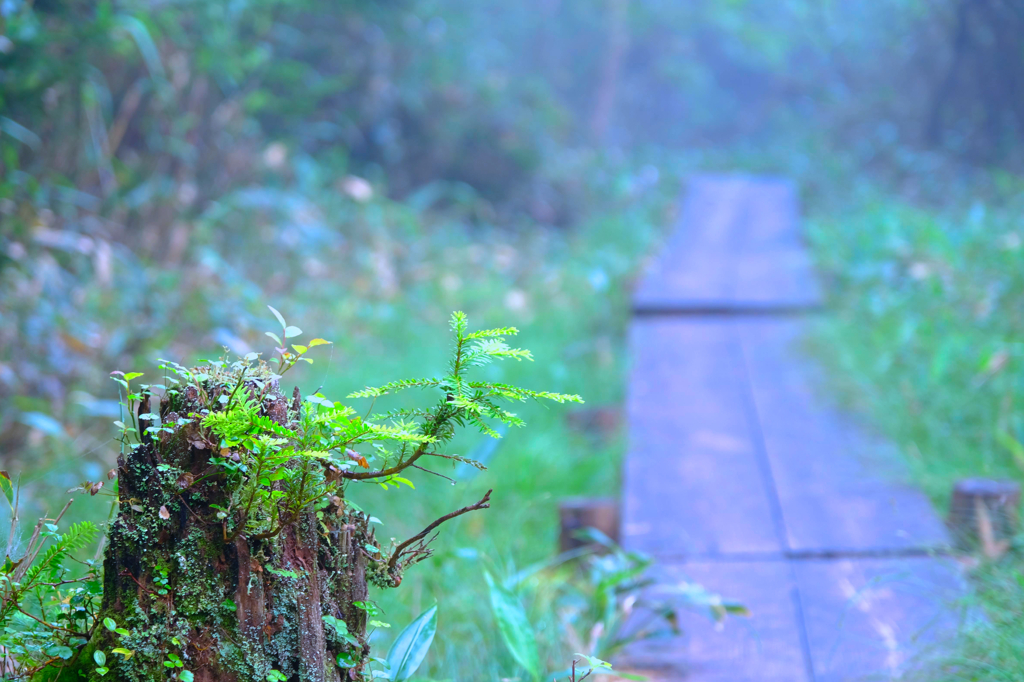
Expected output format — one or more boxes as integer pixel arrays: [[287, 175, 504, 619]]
[[64, 382, 385, 682]]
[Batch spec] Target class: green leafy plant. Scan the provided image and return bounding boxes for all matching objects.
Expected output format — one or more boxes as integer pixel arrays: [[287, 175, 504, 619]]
[[0, 309, 583, 680], [381, 605, 438, 682], [484, 530, 747, 681], [0, 480, 103, 681], [484, 571, 542, 680]]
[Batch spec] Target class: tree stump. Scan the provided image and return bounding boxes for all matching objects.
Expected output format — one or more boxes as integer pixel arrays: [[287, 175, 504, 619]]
[[66, 381, 384, 682], [948, 478, 1021, 557], [558, 498, 620, 553]]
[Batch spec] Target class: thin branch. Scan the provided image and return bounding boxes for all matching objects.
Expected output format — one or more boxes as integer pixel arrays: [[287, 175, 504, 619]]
[[341, 442, 430, 480], [15, 607, 87, 636], [224, 365, 249, 411], [387, 490, 492, 573], [12, 500, 74, 584], [410, 464, 456, 484]]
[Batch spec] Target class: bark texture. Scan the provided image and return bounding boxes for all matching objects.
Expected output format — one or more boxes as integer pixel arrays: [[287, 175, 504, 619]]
[[64, 381, 385, 682]]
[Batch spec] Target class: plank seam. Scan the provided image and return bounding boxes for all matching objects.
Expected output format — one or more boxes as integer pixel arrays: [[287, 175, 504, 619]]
[[641, 547, 954, 564], [736, 321, 820, 682], [632, 303, 824, 317]]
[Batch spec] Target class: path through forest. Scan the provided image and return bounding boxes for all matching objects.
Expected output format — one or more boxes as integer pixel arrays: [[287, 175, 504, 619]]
[[621, 176, 963, 682]]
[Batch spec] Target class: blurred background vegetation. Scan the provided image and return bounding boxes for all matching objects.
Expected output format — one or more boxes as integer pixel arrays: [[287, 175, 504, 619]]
[[2, 0, 1023, 679]]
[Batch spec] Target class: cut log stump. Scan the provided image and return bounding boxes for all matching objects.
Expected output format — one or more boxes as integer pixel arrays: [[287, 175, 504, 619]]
[[559, 498, 620, 552], [948, 478, 1021, 557]]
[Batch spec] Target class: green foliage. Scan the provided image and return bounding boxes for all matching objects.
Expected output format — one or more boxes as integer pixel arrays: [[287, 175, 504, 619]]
[[383, 605, 438, 682], [0, 308, 584, 679], [349, 311, 580, 444], [809, 188, 1024, 680], [0, 488, 107, 681], [482, 531, 745, 681], [809, 193, 1024, 504], [484, 571, 541, 681]]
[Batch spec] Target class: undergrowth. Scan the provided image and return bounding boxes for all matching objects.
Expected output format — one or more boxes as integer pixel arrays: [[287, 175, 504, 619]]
[[807, 179, 1024, 681]]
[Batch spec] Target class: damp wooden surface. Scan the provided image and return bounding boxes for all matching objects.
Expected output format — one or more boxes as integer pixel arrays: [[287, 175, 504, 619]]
[[621, 175, 960, 681]]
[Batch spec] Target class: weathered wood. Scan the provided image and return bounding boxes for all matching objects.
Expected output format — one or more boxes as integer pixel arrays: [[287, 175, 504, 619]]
[[621, 561, 810, 682], [558, 498, 620, 552], [71, 381, 379, 682], [633, 175, 821, 314], [623, 318, 782, 558], [740, 318, 950, 553], [949, 478, 1021, 556], [565, 407, 622, 440], [623, 174, 961, 681], [795, 557, 963, 682]]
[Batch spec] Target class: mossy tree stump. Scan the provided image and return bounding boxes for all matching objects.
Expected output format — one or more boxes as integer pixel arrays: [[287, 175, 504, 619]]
[[44, 311, 579, 682], [75, 381, 388, 682]]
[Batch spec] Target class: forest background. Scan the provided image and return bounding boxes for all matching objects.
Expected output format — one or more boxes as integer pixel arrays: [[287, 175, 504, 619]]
[[2, 0, 1024, 679]]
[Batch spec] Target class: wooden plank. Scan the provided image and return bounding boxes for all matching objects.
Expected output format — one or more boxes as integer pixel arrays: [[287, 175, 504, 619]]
[[740, 319, 950, 553], [623, 318, 781, 557], [633, 176, 747, 310], [795, 557, 964, 681], [734, 178, 821, 307], [633, 175, 821, 313], [621, 561, 810, 682]]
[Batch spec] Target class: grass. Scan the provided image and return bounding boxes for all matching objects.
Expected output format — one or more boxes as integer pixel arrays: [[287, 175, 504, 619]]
[[806, 180, 1024, 681], [306, 189, 673, 680], [13, 131, 1023, 678], [3, 156, 678, 681]]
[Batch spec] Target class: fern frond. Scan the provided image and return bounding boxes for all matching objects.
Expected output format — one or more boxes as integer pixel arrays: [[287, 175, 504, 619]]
[[468, 415, 501, 438], [352, 423, 437, 444], [465, 326, 519, 340], [466, 382, 584, 404], [347, 378, 441, 399], [450, 311, 469, 337], [471, 339, 533, 362], [369, 408, 432, 422], [61, 522, 99, 551], [250, 415, 297, 439]]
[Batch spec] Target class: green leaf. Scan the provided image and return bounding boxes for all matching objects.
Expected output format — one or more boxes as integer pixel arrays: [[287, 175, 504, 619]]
[[1, 116, 42, 150], [0, 470, 13, 506], [266, 331, 283, 346], [574, 654, 612, 670], [122, 372, 144, 382], [265, 567, 298, 579], [308, 338, 332, 347], [284, 325, 303, 338], [599, 671, 647, 681], [385, 604, 438, 682], [112, 648, 134, 659], [180, 671, 195, 682], [112, 14, 168, 85], [450, 311, 468, 336], [103, 617, 118, 632], [268, 305, 287, 329], [47, 645, 74, 660], [94, 650, 107, 666], [483, 571, 540, 680]]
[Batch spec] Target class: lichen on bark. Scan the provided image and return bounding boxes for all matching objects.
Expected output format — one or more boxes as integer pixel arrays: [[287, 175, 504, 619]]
[[66, 376, 387, 682], [29, 312, 579, 682]]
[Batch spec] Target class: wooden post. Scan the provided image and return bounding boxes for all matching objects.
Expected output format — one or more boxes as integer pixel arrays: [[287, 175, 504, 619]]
[[565, 407, 622, 441], [948, 478, 1021, 557], [559, 498, 620, 552]]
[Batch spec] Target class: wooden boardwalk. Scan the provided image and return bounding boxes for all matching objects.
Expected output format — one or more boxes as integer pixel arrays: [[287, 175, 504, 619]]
[[622, 176, 963, 681]]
